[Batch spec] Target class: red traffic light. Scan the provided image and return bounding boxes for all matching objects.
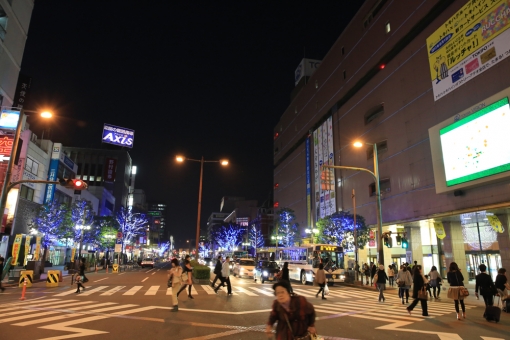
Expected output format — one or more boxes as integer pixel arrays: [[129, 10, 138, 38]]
[[59, 178, 88, 190]]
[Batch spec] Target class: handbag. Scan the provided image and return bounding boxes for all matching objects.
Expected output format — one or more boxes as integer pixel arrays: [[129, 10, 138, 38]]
[[324, 284, 330, 296], [167, 278, 173, 287], [283, 312, 312, 340], [181, 269, 189, 282], [418, 286, 428, 300], [459, 286, 469, 297]]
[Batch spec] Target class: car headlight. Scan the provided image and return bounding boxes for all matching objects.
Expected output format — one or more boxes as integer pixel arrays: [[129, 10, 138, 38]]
[[263, 271, 268, 276]]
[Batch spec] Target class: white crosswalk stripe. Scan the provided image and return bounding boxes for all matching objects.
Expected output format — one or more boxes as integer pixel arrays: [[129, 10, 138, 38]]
[[80, 286, 108, 296], [124, 286, 143, 295], [145, 285, 159, 295], [101, 285, 125, 296]]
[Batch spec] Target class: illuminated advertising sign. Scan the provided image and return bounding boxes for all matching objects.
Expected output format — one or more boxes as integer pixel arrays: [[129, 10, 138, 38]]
[[104, 158, 117, 183], [440, 97, 510, 186], [426, 0, 510, 101], [102, 123, 134, 148], [0, 109, 20, 130]]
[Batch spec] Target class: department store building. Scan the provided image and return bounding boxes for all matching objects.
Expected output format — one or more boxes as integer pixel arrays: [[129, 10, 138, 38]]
[[273, 0, 510, 281]]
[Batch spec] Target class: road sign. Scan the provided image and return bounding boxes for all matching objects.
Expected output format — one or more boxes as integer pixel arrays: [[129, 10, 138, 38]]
[[117, 232, 123, 238], [116, 238, 122, 244]]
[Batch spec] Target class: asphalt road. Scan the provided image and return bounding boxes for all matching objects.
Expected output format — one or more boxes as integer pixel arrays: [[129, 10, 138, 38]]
[[0, 263, 508, 339]]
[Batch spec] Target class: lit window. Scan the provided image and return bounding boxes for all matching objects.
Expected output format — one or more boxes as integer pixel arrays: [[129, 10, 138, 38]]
[[385, 22, 391, 34]]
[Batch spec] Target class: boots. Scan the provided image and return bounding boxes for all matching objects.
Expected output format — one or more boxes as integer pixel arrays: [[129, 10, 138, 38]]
[[171, 305, 178, 312], [401, 298, 404, 305]]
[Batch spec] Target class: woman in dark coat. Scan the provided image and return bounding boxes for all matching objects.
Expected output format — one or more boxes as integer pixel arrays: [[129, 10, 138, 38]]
[[281, 262, 293, 293], [406, 265, 429, 316]]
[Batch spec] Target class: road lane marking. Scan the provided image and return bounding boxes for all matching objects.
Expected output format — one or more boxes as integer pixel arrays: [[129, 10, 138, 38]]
[[141, 277, 149, 282], [79, 286, 108, 296], [101, 286, 125, 296], [201, 285, 217, 295], [248, 287, 274, 296], [234, 287, 258, 296], [93, 278, 109, 282], [145, 286, 159, 295], [124, 286, 143, 295], [118, 272, 126, 275], [151, 272, 156, 275]]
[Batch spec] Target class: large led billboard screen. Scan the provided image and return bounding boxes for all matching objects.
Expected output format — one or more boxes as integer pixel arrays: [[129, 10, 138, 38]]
[[439, 97, 510, 187]]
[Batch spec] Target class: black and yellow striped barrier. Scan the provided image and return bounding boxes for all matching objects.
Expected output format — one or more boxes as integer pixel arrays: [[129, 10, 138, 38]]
[[19, 270, 33, 288], [46, 270, 60, 287], [112, 264, 119, 273]]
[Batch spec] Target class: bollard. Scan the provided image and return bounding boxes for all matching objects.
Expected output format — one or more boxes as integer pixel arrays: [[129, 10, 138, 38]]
[[46, 270, 60, 288], [20, 277, 27, 300], [19, 270, 33, 288]]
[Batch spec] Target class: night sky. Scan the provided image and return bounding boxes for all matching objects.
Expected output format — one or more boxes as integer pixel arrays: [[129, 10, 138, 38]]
[[20, 1, 364, 246]]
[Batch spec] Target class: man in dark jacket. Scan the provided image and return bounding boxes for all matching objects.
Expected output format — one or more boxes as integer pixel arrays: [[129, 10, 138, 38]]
[[475, 264, 496, 307], [211, 255, 223, 287], [370, 262, 376, 283]]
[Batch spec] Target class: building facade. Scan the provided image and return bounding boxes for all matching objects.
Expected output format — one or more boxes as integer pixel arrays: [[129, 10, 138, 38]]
[[274, 0, 510, 281]]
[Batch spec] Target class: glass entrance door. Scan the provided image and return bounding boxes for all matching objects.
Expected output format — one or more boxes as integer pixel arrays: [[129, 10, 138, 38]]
[[467, 253, 501, 281]]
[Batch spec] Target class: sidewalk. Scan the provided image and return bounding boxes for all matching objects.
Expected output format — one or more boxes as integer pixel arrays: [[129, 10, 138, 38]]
[[338, 279, 492, 308]]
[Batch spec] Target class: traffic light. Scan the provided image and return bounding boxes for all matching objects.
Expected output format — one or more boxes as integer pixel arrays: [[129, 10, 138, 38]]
[[59, 178, 88, 190], [384, 236, 392, 248], [401, 238, 408, 249]]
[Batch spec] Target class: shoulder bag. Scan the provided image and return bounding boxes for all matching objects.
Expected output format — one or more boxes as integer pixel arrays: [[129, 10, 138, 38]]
[[456, 272, 469, 297], [418, 286, 428, 300], [181, 268, 189, 282]]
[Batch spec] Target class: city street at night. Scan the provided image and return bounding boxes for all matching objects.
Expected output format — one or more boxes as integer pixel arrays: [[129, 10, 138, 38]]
[[0, 265, 507, 340]]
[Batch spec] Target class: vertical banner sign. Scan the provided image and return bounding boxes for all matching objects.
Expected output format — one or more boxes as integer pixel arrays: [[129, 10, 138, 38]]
[[305, 138, 312, 228], [433, 222, 447, 239], [44, 143, 62, 204], [487, 215, 504, 233], [71, 248, 76, 262], [24, 235, 32, 265], [12, 74, 32, 110], [313, 116, 336, 220], [104, 158, 117, 183], [12, 234, 22, 265], [34, 236, 41, 261], [427, 0, 510, 101]]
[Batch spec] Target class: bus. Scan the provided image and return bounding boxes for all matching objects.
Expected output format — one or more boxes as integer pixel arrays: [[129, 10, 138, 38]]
[[256, 244, 345, 285]]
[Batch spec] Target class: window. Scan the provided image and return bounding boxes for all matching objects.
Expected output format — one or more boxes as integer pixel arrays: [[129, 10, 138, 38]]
[[0, 5, 7, 41], [20, 185, 34, 201], [366, 140, 388, 159], [369, 178, 391, 196], [24, 157, 39, 175], [385, 22, 391, 34], [363, 0, 388, 29], [364, 103, 385, 125]]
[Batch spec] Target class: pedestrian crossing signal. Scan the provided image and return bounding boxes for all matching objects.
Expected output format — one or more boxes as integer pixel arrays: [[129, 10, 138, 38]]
[[384, 236, 392, 248], [401, 238, 408, 249], [59, 178, 88, 190]]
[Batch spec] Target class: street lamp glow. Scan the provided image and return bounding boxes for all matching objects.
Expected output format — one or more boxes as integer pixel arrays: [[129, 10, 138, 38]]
[[353, 141, 363, 148], [40, 111, 53, 119], [220, 159, 229, 166], [176, 156, 185, 162]]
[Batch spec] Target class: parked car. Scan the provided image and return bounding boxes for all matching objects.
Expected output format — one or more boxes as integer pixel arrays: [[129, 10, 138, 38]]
[[141, 258, 154, 268], [233, 259, 255, 278], [254, 261, 280, 283]]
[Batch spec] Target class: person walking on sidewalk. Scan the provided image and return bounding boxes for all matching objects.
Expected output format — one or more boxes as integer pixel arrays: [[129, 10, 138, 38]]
[[375, 264, 388, 302], [406, 265, 429, 316], [214, 256, 232, 295], [447, 262, 466, 320], [315, 263, 327, 300], [370, 262, 376, 285], [0, 256, 6, 292], [396, 265, 412, 304], [177, 259, 194, 299], [428, 266, 440, 299], [168, 258, 183, 312], [211, 255, 222, 287], [363, 263, 370, 285], [79, 258, 89, 283], [387, 265, 395, 287], [475, 264, 496, 309]]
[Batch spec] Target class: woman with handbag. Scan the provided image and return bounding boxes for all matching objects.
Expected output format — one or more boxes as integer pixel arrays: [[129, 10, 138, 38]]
[[396, 265, 412, 304], [167, 258, 183, 312], [266, 281, 317, 340], [406, 265, 429, 316], [428, 266, 440, 299], [315, 263, 327, 300], [447, 262, 467, 320]]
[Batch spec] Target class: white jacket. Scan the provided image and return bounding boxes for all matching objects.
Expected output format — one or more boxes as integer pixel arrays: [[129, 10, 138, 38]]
[[222, 261, 230, 277]]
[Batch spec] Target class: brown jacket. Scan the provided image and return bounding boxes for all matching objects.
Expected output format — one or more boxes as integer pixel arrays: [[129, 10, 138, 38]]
[[268, 296, 315, 339]]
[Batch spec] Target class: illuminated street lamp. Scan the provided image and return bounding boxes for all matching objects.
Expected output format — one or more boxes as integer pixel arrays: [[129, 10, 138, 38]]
[[0, 108, 53, 226], [321, 141, 384, 265], [176, 155, 228, 259], [271, 235, 282, 248]]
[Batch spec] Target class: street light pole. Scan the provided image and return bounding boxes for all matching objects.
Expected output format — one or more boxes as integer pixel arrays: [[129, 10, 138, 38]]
[[176, 155, 228, 260], [196, 156, 204, 260], [322, 141, 384, 265]]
